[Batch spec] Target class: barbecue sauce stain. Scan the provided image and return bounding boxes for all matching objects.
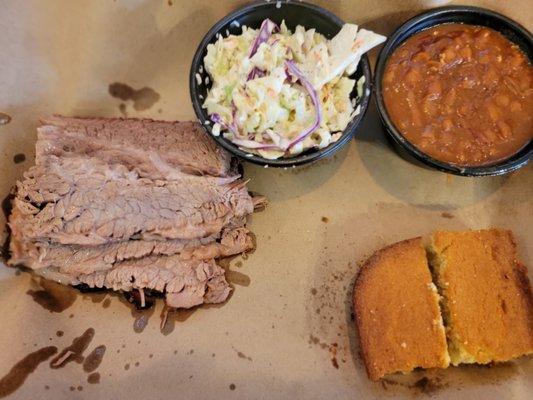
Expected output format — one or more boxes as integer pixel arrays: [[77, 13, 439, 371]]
[[82, 291, 107, 304], [87, 372, 100, 384], [219, 256, 251, 287], [226, 270, 251, 287], [108, 83, 160, 111], [117, 291, 157, 333], [160, 307, 197, 335], [133, 313, 150, 333], [119, 103, 127, 116], [13, 153, 26, 164], [26, 278, 77, 313], [102, 298, 111, 308], [0, 113, 11, 125], [1, 191, 14, 262], [0, 346, 57, 398], [83, 345, 106, 373], [236, 351, 252, 362], [50, 328, 95, 369], [131, 303, 156, 333]]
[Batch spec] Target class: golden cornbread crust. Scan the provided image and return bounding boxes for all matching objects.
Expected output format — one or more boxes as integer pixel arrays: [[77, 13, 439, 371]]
[[353, 238, 450, 381], [430, 229, 533, 366]]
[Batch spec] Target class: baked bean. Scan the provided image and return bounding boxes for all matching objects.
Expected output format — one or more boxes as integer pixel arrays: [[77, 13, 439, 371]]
[[444, 88, 456, 110], [459, 46, 472, 60], [486, 103, 501, 122], [405, 68, 421, 85], [442, 119, 453, 131], [496, 121, 512, 139], [412, 51, 430, 62], [495, 95, 510, 107], [383, 23, 532, 166]]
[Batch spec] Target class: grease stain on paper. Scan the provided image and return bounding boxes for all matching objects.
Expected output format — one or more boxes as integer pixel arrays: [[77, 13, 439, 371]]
[[83, 345, 106, 373], [0, 346, 57, 398], [26, 278, 77, 313], [50, 328, 95, 369], [13, 154, 26, 164], [0, 113, 11, 125], [108, 83, 160, 112]]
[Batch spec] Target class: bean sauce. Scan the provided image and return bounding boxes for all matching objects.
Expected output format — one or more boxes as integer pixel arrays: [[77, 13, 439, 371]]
[[383, 24, 532, 166]]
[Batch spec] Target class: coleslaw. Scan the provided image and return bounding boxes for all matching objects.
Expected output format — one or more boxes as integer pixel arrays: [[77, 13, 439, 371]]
[[203, 19, 386, 159]]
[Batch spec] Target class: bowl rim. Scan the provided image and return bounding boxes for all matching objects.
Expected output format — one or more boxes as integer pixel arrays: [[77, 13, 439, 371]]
[[189, 0, 373, 168], [374, 5, 533, 177]]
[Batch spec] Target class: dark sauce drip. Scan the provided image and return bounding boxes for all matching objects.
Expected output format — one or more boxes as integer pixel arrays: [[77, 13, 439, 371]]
[[26, 278, 77, 313], [0, 191, 15, 262], [0, 113, 11, 125], [50, 328, 95, 369], [87, 372, 100, 384], [123, 288, 160, 310], [82, 292, 107, 304], [83, 345, 106, 373], [102, 298, 111, 308], [225, 270, 251, 287], [108, 83, 160, 111], [218, 256, 251, 287], [0, 346, 57, 398], [12, 154, 26, 164], [160, 305, 197, 335], [117, 290, 157, 333]]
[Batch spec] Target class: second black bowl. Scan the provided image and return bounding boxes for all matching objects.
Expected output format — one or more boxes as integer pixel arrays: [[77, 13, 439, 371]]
[[190, 1, 372, 168], [374, 6, 533, 177]]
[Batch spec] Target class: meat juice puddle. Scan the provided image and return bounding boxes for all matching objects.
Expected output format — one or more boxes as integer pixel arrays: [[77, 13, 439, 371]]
[[1, 191, 15, 262], [108, 82, 160, 114], [26, 278, 78, 313], [3, 328, 106, 394], [0, 346, 57, 398], [50, 328, 95, 369]]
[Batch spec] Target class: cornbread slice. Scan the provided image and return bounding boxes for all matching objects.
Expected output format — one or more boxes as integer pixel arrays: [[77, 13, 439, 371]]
[[353, 238, 450, 381], [429, 229, 533, 366]]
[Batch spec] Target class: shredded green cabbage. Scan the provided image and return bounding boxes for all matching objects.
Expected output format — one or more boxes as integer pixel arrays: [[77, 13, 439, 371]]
[[203, 21, 386, 159]]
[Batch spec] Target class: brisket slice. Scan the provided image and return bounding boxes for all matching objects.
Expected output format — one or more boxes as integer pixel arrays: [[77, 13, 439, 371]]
[[37, 257, 231, 309], [37, 115, 232, 178], [12, 227, 253, 275], [76, 256, 230, 309], [10, 156, 254, 246]]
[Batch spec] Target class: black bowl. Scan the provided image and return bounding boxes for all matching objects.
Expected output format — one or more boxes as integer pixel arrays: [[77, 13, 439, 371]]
[[190, 1, 372, 168], [375, 6, 533, 176]]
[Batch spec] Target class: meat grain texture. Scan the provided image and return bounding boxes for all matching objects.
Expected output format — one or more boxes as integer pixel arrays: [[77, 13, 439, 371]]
[[8, 116, 265, 309]]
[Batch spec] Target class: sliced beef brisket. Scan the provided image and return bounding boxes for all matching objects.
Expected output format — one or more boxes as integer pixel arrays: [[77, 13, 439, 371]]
[[11, 156, 253, 245], [37, 116, 232, 178], [8, 116, 264, 309]]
